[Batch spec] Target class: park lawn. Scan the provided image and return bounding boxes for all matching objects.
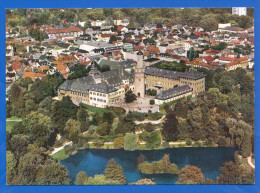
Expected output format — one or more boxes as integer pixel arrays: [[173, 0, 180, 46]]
[[7, 116, 22, 121], [6, 121, 18, 132], [6, 116, 22, 132], [103, 143, 114, 149], [50, 149, 68, 161], [139, 144, 147, 150], [82, 104, 110, 114]]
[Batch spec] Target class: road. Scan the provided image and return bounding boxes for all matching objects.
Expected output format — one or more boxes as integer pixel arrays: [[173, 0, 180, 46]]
[[50, 141, 72, 155], [247, 156, 255, 169], [134, 115, 166, 125]]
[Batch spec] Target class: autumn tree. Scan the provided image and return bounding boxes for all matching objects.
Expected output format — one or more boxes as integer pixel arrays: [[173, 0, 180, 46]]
[[177, 165, 205, 184], [113, 136, 124, 149], [217, 161, 254, 184]]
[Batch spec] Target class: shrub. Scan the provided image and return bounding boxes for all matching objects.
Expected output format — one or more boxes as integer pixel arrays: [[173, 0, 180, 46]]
[[139, 131, 150, 141], [186, 139, 192, 146], [194, 141, 201, 147], [93, 140, 104, 148], [217, 137, 228, 146], [162, 141, 170, 148], [88, 128, 96, 135], [150, 100, 155, 105]]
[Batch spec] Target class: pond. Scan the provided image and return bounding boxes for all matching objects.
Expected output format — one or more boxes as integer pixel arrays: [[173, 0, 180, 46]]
[[60, 147, 236, 184]]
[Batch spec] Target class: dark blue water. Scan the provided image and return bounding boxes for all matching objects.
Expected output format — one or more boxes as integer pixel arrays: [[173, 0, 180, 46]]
[[60, 147, 236, 184]]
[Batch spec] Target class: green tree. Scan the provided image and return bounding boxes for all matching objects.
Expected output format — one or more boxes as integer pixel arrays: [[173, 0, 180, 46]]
[[75, 171, 88, 185], [125, 90, 137, 103], [91, 112, 102, 126], [240, 132, 252, 158], [146, 131, 161, 149], [96, 122, 111, 136], [51, 96, 78, 133], [187, 47, 195, 62], [200, 14, 219, 31], [105, 159, 126, 184], [35, 162, 71, 185], [109, 35, 117, 44], [23, 112, 52, 147], [16, 145, 46, 185], [77, 107, 89, 122], [115, 117, 135, 134], [10, 134, 30, 160], [162, 111, 180, 141], [6, 151, 17, 185], [124, 133, 139, 151], [102, 111, 115, 125], [64, 119, 80, 142]]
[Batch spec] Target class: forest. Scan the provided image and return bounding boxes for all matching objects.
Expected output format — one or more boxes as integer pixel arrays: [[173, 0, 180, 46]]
[[6, 8, 254, 32]]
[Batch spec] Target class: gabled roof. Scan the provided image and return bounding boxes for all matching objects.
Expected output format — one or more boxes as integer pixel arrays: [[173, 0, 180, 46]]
[[155, 85, 192, 100]]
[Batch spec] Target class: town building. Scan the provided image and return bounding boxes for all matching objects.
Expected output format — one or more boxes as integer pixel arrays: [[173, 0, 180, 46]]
[[45, 26, 83, 39], [232, 7, 247, 16]]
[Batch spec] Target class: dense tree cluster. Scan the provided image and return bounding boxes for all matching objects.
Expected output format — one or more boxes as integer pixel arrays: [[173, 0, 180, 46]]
[[6, 75, 96, 185], [165, 68, 254, 157], [7, 144, 71, 185], [217, 161, 254, 184], [6, 8, 254, 30]]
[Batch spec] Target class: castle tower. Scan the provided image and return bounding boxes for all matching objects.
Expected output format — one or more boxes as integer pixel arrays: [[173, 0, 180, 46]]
[[134, 51, 145, 98]]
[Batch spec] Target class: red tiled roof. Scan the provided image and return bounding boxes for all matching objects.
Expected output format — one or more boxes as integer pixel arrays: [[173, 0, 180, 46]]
[[219, 56, 236, 62], [146, 46, 160, 53], [117, 26, 124, 31], [22, 72, 46, 80], [203, 56, 215, 63], [12, 61, 22, 72], [205, 49, 220, 54], [45, 26, 82, 34], [231, 40, 241, 44], [133, 45, 144, 51], [101, 34, 116, 38]]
